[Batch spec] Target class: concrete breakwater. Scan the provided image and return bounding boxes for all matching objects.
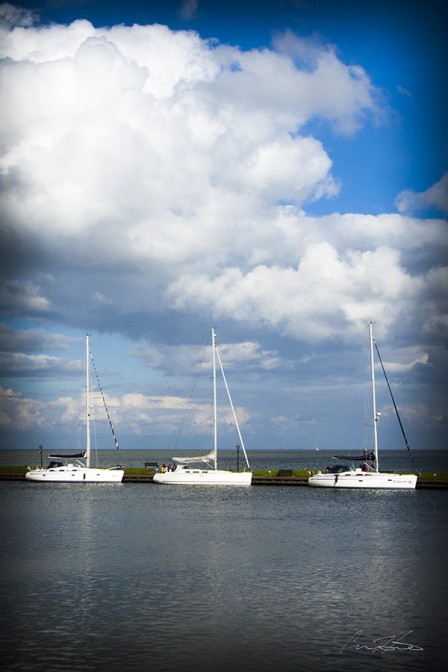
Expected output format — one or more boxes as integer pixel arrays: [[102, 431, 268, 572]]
[[0, 472, 306, 485], [124, 473, 310, 485], [1, 472, 447, 488]]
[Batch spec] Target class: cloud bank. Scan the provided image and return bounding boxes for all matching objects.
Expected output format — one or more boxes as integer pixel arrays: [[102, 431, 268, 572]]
[[0, 5, 447, 448], [0, 11, 381, 329]]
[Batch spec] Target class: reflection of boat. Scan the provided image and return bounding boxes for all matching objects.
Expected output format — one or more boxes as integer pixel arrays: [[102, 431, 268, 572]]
[[308, 322, 417, 489], [26, 336, 124, 483], [153, 328, 252, 485]]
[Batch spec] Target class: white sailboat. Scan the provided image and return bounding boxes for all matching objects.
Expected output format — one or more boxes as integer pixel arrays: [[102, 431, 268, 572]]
[[308, 322, 417, 489], [153, 328, 252, 485], [26, 336, 124, 483]]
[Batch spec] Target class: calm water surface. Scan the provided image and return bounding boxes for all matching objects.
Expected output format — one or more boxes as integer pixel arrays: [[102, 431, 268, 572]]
[[1, 466, 447, 672]]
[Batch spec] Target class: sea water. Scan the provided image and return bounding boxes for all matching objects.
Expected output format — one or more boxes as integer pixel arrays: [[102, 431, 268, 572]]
[[0, 450, 447, 672]]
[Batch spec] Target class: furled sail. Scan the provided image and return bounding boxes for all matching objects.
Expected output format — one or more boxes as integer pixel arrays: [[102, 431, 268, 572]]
[[332, 452, 375, 462], [48, 452, 86, 459], [173, 449, 216, 467]]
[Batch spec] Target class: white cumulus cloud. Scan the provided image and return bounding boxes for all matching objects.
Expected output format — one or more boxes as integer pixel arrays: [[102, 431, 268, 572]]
[[0, 7, 446, 397], [396, 173, 448, 215]]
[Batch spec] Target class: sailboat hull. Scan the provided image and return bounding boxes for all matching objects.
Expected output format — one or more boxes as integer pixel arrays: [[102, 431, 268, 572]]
[[153, 469, 252, 485], [308, 470, 417, 489], [25, 466, 124, 483]]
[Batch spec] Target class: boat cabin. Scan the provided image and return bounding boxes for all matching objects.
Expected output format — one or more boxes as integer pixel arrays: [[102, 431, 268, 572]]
[[324, 464, 350, 474]]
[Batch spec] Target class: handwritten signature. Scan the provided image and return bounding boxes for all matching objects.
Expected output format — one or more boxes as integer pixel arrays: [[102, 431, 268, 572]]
[[340, 630, 423, 654]]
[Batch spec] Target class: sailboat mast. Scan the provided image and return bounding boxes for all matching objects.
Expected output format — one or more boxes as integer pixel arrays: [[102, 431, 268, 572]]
[[212, 328, 218, 470], [86, 334, 91, 468], [369, 321, 379, 472]]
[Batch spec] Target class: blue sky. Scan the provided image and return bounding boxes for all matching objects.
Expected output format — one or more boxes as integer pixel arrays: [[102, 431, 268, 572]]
[[0, 0, 447, 459]]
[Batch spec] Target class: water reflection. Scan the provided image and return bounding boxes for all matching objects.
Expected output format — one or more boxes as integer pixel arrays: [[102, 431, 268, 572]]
[[0, 483, 445, 671]]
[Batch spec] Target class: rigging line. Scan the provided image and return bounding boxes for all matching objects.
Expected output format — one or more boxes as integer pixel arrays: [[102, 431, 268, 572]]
[[89, 351, 120, 451], [91, 415, 99, 466], [215, 344, 251, 470], [374, 342, 418, 473]]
